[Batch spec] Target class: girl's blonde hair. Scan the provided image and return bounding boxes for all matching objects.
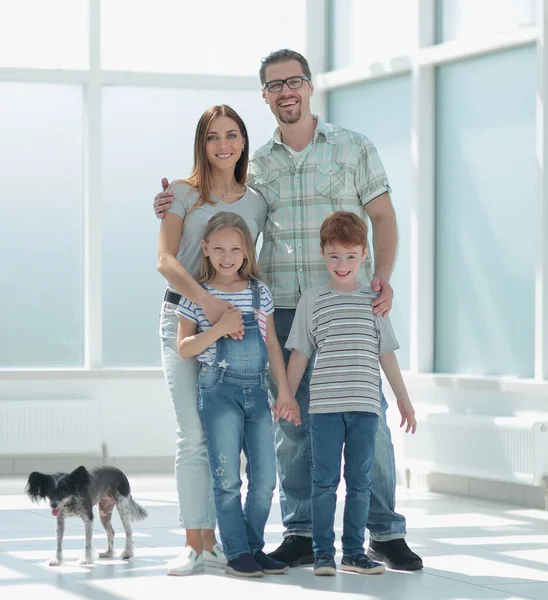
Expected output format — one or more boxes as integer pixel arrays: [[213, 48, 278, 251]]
[[199, 212, 262, 284]]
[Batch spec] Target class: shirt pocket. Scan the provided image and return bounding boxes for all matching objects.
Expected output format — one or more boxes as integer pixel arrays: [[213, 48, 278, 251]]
[[253, 170, 280, 205], [315, 163, 346, 199]]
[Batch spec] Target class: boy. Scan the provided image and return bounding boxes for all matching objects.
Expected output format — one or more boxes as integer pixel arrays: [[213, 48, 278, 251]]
[[284, 211, 417, 576]]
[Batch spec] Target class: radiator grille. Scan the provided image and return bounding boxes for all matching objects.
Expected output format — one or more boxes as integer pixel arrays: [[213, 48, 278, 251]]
[[0, 400, 101, 455], [402, 415, 548, 486]]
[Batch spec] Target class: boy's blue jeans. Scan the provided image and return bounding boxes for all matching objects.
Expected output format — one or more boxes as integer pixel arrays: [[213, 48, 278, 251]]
[[310, 411, 378, 557], [273, 308, 407, 542]]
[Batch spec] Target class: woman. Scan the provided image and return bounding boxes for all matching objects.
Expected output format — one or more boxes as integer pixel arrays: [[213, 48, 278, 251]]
[[157, 105, 267, 576]]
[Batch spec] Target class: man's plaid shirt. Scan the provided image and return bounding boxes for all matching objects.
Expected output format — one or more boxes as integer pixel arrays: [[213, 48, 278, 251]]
[[248, 116, 391, 309]]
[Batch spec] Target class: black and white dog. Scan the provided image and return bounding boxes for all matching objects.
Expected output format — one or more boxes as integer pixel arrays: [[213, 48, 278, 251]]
[[25, 465, 148, 566]]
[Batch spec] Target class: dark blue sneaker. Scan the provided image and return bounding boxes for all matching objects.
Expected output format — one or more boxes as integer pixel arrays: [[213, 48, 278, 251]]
[[341, 553, 385, 574], [254, 550, 289, 574], [314, 555, 336, 576], [225, 552, 264, 578]]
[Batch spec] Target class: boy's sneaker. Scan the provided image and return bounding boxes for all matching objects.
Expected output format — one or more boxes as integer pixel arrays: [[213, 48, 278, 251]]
[[267, 535, 314, 567], [203, 543, 227, 569], [314, 555, 337, 576], [367, 539, 423, 571], [341, 553, 386, 574], [166, 547, 204, 576], [225, 552, 265, 578], [254, 550, 289, 574]]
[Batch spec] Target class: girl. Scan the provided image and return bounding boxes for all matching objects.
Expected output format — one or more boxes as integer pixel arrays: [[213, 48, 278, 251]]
[[157, 105, 267, 576], [176, 211, 300, 578]]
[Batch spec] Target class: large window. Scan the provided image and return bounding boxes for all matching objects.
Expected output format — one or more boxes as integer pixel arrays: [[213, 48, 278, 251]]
[[329, 76, 412, 370], [0, 0, 303, 369], [0, 83, 84, 367], [434, 46, 536, 377], [436, 0, 537, 43], [328, 0, 417, 70], [0, 0, 89, 69], [101, 0, 306, 75]]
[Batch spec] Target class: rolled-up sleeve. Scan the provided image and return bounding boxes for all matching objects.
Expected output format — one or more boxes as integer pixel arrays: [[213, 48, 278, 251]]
[[355, 138, 392, 206]]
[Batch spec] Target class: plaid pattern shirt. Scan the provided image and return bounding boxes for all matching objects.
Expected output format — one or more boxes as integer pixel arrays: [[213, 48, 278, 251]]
[[248, 116, 391, 308]]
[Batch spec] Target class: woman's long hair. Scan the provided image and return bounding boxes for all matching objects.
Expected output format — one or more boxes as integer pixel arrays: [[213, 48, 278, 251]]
[[199, 212, 262, 284], [174, 105, 249, 215]]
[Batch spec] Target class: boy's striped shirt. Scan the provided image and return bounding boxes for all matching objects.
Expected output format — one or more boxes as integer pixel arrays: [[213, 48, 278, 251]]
[[286, 284, 399, 415]]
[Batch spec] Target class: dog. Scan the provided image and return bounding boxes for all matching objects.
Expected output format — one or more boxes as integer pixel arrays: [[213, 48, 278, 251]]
[[25, 465, 148, 566]]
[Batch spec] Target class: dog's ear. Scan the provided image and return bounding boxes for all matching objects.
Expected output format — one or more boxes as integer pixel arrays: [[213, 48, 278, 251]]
[[25, 472, 49, 501], [69, 466, 91, 490]]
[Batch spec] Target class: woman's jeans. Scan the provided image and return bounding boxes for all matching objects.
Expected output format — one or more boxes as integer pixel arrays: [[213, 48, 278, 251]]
[[310, 412, 379, 558], [198, 310, 276, 561], [160, 302, 216, 529], [273, 308, 407, 542]]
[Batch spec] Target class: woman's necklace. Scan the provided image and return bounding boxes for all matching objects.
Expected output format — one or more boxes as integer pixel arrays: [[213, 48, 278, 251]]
[[215, 181, 237, 200]]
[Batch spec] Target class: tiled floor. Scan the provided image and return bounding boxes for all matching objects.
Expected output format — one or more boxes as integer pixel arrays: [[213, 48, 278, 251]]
[[1, 475, 548, 600]]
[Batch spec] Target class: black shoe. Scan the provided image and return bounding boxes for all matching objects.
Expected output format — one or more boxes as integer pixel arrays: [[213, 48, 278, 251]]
[[267, 535, 314, 567], [367, 539, 423, 571]]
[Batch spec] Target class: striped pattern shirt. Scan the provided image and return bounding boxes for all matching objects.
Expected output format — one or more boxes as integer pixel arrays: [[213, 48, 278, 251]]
[[286, 284, 399, 415], [248, 116, 391, 309], [176, 281, 274, 364]]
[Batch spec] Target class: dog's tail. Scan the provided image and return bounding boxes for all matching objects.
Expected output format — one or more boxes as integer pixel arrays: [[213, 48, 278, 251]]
[[128, 495, 148, 522]]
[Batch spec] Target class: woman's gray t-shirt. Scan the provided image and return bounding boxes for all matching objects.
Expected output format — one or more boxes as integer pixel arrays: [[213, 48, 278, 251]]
[[166, 182, 267, 290]]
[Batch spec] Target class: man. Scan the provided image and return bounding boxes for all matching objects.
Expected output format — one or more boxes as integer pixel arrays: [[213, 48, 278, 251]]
[[154, 49, 422, 571]]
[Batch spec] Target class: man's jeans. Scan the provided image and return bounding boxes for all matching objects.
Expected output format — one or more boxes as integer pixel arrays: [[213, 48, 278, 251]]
[[310, 411, 378, 557], [273, 308, 407, 542]]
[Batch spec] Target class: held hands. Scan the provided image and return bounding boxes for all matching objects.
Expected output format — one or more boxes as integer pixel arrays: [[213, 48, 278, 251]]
[[214, 307, 244, 338], [397, 397, 417, 434], [273, 395, 301, 426], [154, 177, 174, 219], [371, 276, 394, 317]]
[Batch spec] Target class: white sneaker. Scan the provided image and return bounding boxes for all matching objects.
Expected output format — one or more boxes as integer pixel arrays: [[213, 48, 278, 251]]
[[203, 543, 227, 569], [167, 547, 204, 576]]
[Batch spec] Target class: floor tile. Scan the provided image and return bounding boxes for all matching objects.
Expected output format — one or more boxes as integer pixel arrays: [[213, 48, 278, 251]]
[[485, 582, 548, 600]]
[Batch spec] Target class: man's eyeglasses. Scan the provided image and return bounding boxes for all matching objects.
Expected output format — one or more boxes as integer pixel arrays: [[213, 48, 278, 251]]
[[263, 76, 310, 93]]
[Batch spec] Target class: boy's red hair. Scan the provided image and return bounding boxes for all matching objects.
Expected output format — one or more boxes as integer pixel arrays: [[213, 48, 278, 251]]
[[320, 211, 368, 249]]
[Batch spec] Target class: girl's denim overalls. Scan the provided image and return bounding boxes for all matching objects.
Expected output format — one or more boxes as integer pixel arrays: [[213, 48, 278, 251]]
[[197, 279, 276, 561]]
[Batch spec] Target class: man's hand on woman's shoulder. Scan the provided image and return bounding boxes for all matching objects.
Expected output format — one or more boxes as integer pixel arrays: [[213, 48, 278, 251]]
[[154, 177, 174, 219]]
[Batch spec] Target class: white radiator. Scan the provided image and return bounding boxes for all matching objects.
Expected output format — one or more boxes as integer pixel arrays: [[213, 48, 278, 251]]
[[0, 400, 102, 455], [401, 415, 548, 486]]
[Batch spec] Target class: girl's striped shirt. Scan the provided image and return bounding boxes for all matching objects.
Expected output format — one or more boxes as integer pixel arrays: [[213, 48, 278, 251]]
[[176, 280, 274, 364]]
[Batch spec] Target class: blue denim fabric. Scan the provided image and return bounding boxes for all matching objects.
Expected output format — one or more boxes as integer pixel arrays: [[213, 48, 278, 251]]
[[366, 385, 407, 541], [272, 308, 407, 541], [271, 309, 314, 537], [198, 283, 276, 560], [309, 412, 378, 557]]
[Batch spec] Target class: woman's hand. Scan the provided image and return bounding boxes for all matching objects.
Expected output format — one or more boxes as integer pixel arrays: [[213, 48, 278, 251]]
[[214, 307, 244, 338], [202, 296, 244, 340]]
